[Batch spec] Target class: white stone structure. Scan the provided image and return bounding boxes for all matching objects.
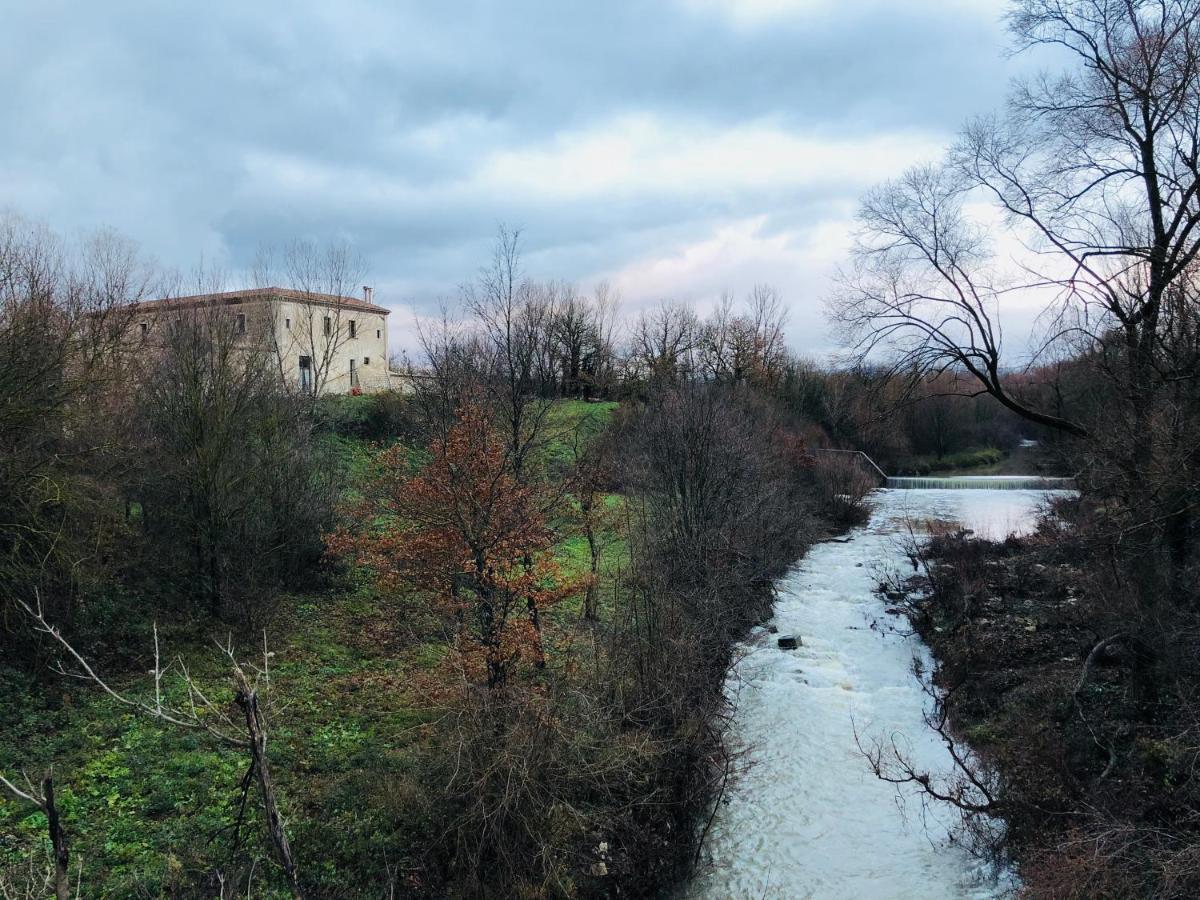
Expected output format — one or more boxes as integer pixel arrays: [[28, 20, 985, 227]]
[[129, 286, 394, 395]]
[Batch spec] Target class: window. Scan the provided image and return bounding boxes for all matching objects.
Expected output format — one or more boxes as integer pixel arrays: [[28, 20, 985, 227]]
[[237, 314, 246, 335], [299, 356, 313, 394], [139, 322, 148, 338], [285, 317, 291, 330], [323, 316, 331, 336], [376, 329, 381, 339], [349, 320, 357, 339], [363, 357, 370, 365]]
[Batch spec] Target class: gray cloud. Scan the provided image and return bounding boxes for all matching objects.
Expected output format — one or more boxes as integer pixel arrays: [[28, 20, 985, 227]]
[[1, 0, 1029, 353]]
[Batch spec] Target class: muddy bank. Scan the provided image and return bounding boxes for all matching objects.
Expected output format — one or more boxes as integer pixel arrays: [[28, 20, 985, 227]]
[[900, 511, 1200, 898]]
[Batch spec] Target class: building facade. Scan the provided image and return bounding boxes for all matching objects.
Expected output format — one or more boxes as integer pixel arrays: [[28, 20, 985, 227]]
[[129, 286, 393, 395]]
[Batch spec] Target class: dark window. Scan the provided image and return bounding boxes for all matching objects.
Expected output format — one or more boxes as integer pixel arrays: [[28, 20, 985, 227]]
[[139, 322, 148, 338], [323, 316, 331, 336], [237, 314, 246, 334], [376, 329, 381, 339], [299, 355, 313, 394], [363, 357, 370, 365], [285, 317, 291, 330], [349, 320, 357, 339]]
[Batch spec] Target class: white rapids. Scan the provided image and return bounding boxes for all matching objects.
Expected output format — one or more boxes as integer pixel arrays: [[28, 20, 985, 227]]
[[690, 487, 1069, 900]]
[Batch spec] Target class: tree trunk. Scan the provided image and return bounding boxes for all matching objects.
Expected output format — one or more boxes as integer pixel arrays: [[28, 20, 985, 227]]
[[42, 773, 70, 900], [584, 525, 600, 621], [235, 673, 303, 899]]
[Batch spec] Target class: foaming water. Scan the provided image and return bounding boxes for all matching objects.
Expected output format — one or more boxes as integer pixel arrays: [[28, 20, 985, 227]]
[[689, 487, 1072, 899], [887, 475, 1074, 491]]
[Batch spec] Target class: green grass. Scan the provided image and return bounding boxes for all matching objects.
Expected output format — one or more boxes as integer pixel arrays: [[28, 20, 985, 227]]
[[0, 400, 628, 896], [895, 446, 1006, 476], [0, 581, 448, 897], [540, 400, 619, 468]]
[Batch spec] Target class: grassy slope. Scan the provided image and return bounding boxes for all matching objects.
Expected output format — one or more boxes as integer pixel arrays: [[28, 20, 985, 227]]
[[0, 399, 623, 897]]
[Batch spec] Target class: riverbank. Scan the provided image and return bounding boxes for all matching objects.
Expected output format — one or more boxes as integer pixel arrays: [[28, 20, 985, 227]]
[[901, 501, 1200, 898]]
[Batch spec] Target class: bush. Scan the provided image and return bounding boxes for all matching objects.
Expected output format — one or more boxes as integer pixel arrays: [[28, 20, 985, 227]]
[[315, 391, 416, 441], [894, 446, 1005, 476], [808, 453, 875, 526]]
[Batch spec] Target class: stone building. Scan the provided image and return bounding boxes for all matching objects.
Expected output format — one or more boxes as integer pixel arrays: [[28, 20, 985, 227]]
[[128, 286, 394, 394]]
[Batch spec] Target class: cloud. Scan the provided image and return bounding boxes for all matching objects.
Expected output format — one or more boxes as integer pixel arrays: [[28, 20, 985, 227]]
[[0, 0, 1034, 356]]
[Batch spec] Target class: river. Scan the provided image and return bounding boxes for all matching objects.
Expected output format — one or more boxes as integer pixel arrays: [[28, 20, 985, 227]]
[[690, 481, 1072, 900]]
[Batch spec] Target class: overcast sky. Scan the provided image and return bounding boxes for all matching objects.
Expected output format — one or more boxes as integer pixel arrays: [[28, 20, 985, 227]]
[[1, 0, 1035, 356]]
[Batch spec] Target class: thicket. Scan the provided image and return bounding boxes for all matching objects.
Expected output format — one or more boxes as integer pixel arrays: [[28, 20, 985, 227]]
[[0, 217, 876, 897]]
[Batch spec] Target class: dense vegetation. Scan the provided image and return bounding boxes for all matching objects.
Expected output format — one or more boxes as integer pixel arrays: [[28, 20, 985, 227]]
[[0, 217, 928, 898]]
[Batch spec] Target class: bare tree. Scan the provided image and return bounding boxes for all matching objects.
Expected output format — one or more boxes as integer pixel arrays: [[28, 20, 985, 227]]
[[835, 1, 1200, 439], [746, 283, 789, 386], [629, 300, 699, 386], [547, 281, 594, 398], [463, 226, 557, 480], [131, 300, 338, 622], [591, 280, 622, 396], [0, 214, 152, 624], [697, 286, 788, 386], [255, 239, 366, 396], [566, 415, 618, 621]]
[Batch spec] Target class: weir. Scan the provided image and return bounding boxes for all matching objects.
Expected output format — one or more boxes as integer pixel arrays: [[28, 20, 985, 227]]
[[887, 474, 1074, 491]]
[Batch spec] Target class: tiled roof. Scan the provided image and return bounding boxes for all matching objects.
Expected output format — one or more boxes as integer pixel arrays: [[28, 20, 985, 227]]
[[131, 287, 390, 315]]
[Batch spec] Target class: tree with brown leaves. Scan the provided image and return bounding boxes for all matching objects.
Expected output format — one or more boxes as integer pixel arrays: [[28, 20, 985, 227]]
[[330, 398, 580, 688]]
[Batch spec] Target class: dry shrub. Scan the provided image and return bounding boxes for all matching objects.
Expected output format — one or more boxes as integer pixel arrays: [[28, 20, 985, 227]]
[[808, 452, 876, 526], [1020, 829, 1139, 899], [1017, 823, 1200, 900], [428, 680, 664, 899]]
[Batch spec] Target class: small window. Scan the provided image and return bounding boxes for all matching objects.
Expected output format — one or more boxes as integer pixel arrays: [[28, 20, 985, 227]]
[[139, 322, 148, 337], [323, 316, 331, 336], [285, 317, 291, 330], [349, 320, 357, 339], [237, 314, 246, 334], [299, 355, 313, 394], [363, 357, 370, 365], [376, 329, 381, 339]]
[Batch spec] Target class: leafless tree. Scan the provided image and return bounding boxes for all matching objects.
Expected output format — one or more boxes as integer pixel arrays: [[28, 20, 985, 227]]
[[697, 286, 789, 385], [835, 1, 1200, 439], [629, 300, 699, 386], [591, 280, 623, 396], [254, 239, 367, 396], [566, 415, 618, 621], [463, 226, 557, 479], [747, 283, 789, 386], [131, 302, 338, 622], [0, 214, 152, 624], [0, 769, 73, 900]]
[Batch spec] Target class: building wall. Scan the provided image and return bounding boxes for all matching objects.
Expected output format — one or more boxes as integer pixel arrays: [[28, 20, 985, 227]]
[[272, 300, 390, 394], [128, 294, 392, 395]]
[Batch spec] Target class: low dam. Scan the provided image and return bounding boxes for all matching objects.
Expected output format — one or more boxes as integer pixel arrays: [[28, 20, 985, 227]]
[[887, 475, 1075, 491]]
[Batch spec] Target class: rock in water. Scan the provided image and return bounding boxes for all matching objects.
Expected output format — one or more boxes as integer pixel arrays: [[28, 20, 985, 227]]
[[778, 635, 801, 650]]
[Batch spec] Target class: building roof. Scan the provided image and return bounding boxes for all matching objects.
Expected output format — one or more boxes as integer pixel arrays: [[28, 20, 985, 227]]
[[131, 286, 390, 316]]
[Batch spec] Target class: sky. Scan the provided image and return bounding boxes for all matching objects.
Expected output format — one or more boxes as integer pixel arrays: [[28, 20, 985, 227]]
[[0, 0, 1034, 357]]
